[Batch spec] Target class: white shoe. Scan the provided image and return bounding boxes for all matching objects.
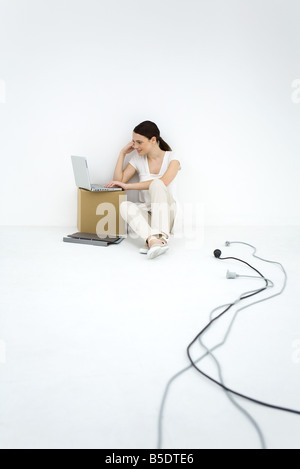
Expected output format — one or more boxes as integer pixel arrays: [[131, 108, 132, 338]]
[[146, 235, 169, 260]]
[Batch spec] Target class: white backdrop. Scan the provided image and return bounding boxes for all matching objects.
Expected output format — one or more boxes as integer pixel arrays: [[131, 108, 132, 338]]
[[0, 0, 299, 226]]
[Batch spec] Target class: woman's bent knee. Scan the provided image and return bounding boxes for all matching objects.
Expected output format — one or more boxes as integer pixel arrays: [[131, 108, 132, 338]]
[[120, 201, 132, 218], [120, 201, 140, 220], [149, 179, 165, 191]]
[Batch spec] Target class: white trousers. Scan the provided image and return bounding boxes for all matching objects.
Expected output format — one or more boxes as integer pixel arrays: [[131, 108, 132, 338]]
[[120, 179, 177, 242]]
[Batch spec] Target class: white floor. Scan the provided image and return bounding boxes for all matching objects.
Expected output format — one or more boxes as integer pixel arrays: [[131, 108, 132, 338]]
[[0, 225, 300, 450]]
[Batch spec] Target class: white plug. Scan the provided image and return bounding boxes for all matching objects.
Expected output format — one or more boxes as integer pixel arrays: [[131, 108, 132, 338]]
[[226, 270, 238, 279]]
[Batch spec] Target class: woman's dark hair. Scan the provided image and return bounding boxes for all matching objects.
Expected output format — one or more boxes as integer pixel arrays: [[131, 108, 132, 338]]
[[133, 120, 172, 151]]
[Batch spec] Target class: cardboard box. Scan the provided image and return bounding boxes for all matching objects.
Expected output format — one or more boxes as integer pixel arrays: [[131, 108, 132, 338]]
[[77, 188, 127, 236]]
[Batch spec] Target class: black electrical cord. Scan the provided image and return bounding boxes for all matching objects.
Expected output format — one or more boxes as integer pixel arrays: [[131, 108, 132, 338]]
[[187, 254, 300, 417], [158, 254, 270, 449], [157, 283, 270, 449], [158, 242, 299, 449]]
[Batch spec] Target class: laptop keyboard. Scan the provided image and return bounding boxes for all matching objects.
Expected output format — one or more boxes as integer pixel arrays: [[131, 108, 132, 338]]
[[92, 185, 109, 191]]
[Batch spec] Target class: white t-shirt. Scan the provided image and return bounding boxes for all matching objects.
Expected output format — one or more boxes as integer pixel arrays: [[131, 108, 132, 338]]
[[128, 150, 181, 211]]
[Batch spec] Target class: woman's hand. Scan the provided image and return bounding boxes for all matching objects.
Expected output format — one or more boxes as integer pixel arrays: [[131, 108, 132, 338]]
[[121, 141, 135, 155], [104, 180, 128, 190]]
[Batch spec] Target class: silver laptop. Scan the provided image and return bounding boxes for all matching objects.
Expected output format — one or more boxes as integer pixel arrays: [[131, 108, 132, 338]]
[[71, 155, 122, 192]]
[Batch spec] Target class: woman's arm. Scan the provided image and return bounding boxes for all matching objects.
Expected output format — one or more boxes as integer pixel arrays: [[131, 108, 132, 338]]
[[105, 160, 181, 190], [113, 152, 126, 181], [104, 179, 158, 190], [113, 142, 136, 180], [126, 180, 153, 190], [104, 180, 153, 190], [160, 160, 181, 186], [127, 161, 181, 189]]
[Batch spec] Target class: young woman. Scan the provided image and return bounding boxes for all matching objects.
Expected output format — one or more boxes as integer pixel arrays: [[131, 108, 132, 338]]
[[105, 121, 181, 259]]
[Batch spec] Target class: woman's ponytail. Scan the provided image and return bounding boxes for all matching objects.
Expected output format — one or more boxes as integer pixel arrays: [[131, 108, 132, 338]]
[[157, 135, 172, 151]]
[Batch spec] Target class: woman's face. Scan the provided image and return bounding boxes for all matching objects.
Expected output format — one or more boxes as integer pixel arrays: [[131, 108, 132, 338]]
[[132, 132, 156, 156]]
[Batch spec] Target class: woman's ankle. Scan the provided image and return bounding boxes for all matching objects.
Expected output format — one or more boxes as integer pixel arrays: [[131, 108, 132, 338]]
[[147, 235, 166, 247]]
